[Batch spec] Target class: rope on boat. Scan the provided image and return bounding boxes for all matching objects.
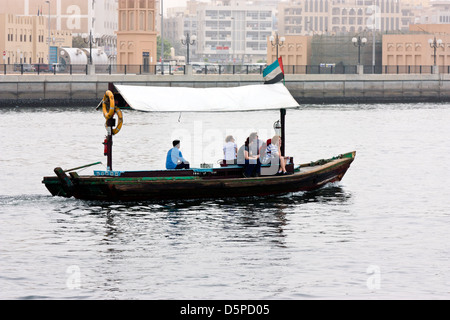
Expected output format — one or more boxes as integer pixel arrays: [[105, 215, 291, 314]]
[[309, 154, 342, 167]]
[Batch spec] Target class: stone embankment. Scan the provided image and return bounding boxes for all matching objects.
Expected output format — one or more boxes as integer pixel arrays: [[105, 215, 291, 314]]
[[1, 73, 449, 106]]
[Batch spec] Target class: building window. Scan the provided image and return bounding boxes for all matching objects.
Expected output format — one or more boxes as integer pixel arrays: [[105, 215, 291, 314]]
[[121, 11, 127, 30], [129, 12, 134, 30], [148, 12, 154, 30], [139, 11, 145, 30]]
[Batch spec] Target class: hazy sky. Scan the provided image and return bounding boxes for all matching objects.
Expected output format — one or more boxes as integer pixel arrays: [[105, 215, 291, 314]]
[[167, 0, 187, 7], [164, 0, 210, 9], [165, 0, 192, 9]]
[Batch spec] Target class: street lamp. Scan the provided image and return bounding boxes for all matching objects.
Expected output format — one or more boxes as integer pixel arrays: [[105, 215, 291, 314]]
[[231, 17, 235, 64], [269, 33, 285, 60], [352, 36, 367, 64], [84, 31, 99, 65], [181, 33, 196, 65], [428, 37, 443, 66], [160, 0, 164, 75]]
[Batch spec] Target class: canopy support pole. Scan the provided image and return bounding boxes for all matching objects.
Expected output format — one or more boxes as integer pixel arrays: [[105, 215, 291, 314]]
[[280, 108, 286, 156], [106, 118, 115, 171]]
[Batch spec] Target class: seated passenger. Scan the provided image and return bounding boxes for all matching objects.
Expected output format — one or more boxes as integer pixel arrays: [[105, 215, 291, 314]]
[[261, 135, 289, 175], [166, 140, 190, 169], [223, 135, 237, 165], [239, 132, 261, 178], [259, 139, 271, 161]]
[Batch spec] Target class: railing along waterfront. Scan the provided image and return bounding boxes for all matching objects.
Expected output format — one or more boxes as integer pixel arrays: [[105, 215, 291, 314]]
[[2, 64, 450, 75]]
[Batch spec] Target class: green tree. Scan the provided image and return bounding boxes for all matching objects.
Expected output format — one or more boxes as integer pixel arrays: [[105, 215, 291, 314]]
[[72, 36, 88, 49], [157, 36, 173, 60]]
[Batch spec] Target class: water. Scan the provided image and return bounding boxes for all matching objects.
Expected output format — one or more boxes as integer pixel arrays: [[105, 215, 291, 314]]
[[1, 103, 450, 300]]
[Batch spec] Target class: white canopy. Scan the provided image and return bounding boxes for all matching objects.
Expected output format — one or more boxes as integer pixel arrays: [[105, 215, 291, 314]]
[[114, 83, 299, 112]]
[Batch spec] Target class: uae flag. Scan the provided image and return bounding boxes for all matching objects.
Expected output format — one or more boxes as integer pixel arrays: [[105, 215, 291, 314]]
[[263, 57, 285, 84]]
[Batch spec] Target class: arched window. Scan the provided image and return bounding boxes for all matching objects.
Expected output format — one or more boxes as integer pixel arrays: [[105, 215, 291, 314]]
[[139, 11, 145, 30], [147, 12, 154, 30], [121, 11, 126, 30], [129, 11, 134, 30]]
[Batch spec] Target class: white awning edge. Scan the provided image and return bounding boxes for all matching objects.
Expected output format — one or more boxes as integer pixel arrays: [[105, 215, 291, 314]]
[[114, 83, 300, 112]]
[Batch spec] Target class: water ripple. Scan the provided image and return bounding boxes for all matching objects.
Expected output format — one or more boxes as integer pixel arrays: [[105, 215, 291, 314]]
[[1, 104, 450, 299]]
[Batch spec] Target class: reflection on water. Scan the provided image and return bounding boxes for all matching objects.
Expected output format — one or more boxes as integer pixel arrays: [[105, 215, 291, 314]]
[[44, 183, 352, 252], [68, 183, 351, 211]]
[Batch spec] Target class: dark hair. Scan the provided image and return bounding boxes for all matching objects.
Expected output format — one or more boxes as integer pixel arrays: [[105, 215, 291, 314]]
[[245, 132, 257, 147], [173, 140, 180, 147]]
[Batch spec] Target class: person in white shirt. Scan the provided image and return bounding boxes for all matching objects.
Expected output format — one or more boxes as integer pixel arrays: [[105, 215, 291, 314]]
[[223, 135, 238, 165], [261, 135, 289, 175]]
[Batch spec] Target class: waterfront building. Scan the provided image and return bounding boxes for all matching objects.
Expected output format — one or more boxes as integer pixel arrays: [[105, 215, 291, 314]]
[[310, 32, 382, 67], [193, 0, 275, 63], [0, 0, 118, 63], [415, 0, 450, 24], [117, 0, 157, 66], [163, 5, 198, 61], [0, 13, 72, 65], [266, 35, 311, 65], [266, 32, 383, 68], [382, 24, 450, 71], [277, 0, 415, 36], [162, 0, 275, 64]]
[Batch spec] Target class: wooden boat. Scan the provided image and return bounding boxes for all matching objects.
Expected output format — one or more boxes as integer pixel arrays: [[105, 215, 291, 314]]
[[42, 83, 356, 201], [42, 152, 355, 201]]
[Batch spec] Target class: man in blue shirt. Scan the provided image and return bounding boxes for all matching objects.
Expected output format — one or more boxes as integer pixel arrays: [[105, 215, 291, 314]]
[[166, 140, 190, 169]]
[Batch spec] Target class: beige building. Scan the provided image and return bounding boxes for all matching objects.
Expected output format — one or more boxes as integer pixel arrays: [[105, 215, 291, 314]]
[[1, 0, 90, 34], [409, 23, 450, 35], [0, 0, 117, 36], [383, 24, 450, 69], [415, 0, 450, 24], [0, 13, 71, 65], [267, 35, 311, 66], [0, 0, 118, 62], [117, 0, 157, 65], [278, 0, 414, 36]]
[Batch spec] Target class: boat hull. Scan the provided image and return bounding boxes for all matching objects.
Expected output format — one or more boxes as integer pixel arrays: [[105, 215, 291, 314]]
[[43, 152, 355, 201]]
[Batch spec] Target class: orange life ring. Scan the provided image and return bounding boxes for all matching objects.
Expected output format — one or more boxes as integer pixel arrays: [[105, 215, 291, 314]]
[[111, 107, 123, 135], [102, 90, 115, 119]]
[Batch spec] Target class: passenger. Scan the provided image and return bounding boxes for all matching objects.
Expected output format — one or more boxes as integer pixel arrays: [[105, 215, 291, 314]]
[[237, 143, 246, 166], [223, 135, 237, 165], [259, 138, 271, 161], [242, 132, 261, 178], [166, 140, 190, 169], [261, 135, 289, 175], [249, 134, 263, 158]]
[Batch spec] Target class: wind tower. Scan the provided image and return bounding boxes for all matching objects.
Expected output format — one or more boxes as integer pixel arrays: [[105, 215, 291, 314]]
[[117, 0, 157, 67]]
